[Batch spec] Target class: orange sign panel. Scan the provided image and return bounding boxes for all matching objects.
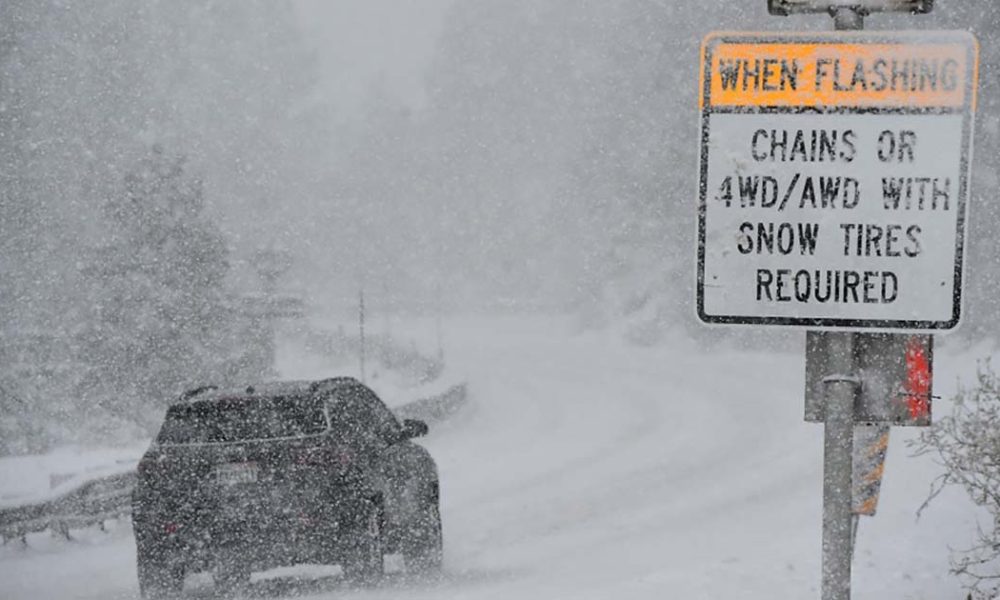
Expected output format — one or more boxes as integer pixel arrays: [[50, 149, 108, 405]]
[[701, 33, 978, 110]]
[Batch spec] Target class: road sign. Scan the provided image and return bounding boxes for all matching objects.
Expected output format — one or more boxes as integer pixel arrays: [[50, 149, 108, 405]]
[[697, 31, 978, 330]]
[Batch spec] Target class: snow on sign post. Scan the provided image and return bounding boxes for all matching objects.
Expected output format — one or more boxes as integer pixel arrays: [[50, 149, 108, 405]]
[[696, 31, 978, 330]]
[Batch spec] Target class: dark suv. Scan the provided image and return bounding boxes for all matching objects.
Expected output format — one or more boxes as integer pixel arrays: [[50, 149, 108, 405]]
[[132, 377, 442, 598]]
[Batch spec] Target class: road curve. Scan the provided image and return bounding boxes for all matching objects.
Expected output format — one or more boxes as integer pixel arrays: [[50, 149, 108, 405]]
[[0, 315, 978, 599]]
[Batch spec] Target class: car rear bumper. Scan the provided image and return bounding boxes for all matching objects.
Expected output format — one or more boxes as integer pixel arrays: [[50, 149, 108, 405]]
[[133, 496, 374, 572]]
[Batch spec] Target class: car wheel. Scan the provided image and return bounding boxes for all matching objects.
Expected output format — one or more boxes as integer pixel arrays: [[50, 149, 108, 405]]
[[137, 552, 184, 599], [342, 498, 385, 586], [403, 501, 443, 576]]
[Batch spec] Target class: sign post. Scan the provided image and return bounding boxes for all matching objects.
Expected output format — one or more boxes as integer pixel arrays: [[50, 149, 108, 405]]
[[359, 288, 367, 383], [698, 4, 977, 599], [819, 329, 856, 600]]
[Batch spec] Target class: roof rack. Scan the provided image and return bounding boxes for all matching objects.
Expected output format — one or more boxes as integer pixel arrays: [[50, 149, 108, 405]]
[[308, 377, 359, 393], [180, 385, 218, 401]]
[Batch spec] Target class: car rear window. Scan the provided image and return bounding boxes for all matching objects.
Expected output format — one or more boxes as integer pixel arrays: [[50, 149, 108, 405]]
[[156, 395, 328, 444]]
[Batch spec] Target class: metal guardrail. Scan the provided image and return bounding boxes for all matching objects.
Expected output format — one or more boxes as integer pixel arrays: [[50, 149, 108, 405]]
[[303, 330, 444, 385], [395, 383, 469, 426], [0, 384, 468, 546], [0, 470, 137, 543]]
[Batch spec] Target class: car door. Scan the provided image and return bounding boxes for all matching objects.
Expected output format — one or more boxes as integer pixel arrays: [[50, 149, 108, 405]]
[[326, 385, 398, 491], [343, 386, 424, 536]]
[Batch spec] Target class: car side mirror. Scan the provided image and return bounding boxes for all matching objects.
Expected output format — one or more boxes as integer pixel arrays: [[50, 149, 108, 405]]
[[402, 419, 429, 439]]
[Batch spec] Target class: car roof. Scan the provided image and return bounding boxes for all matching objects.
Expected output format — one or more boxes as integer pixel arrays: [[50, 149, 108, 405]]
[[175, 377, 364, 407]]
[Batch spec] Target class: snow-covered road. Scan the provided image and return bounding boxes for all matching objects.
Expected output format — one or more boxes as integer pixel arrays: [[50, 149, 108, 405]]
[[0, 316, 985, 599]]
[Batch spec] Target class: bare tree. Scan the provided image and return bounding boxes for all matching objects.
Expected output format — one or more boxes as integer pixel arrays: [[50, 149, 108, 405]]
[[913, 362, 1000, 599]]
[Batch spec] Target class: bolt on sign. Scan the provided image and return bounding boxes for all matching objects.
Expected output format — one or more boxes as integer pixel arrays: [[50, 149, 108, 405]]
[[697, 31, 978, 330]]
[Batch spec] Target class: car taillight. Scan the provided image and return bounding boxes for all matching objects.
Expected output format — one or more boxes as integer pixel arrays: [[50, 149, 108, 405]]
[[294, 447, 321, 466], [295, 447, 353, 469], [334, 449, 354, 468]]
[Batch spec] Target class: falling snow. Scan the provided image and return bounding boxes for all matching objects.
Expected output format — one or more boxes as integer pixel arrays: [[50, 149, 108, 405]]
[[0, 2, 999, 599]]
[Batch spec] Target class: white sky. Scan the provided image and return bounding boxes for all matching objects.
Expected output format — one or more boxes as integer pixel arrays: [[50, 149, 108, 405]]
[[292, 0, 455, 119]]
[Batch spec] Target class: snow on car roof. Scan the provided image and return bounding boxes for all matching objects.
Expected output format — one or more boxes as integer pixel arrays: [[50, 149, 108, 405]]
[[176, 377, 362, 405]]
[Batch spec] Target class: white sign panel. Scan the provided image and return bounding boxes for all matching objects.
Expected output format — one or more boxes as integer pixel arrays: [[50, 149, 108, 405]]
[[697, 31, 978, 330]]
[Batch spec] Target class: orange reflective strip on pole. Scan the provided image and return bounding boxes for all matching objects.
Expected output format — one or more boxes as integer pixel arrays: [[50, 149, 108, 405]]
[[852, 426, 890, 516]]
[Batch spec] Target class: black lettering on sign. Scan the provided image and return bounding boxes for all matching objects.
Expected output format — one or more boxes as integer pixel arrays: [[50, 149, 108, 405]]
[[840, 223, 923, 257], [751, 130, 768, 161], [756, 269, 774, 301], [882, 177, 951, 210], [716, 176, 733, 207], [850, 60, 868, 90], [877, 130, 918, 163], [716, 176, 780, 208], [789, 176, 858, 210], [736, 223, 752, 254], [906, 225, 922, 257], [900, 130, 917, 162], [781, 59, 800, 91], [719, 59, 740, 90], [739, 176, 759, 207], [719, 58, 801, 92], [864, 224, 884, 257], [885, 224, 901, 258], [876, 131, 895, 162], [794, 270, 811, 302], [720, 175, 860, 211], [776, 269, 791, 302], [815, 57, 961, 93], [754, 269, 900, 304], [816, 58, 832, 91], [840, 223, 856, 256], [750, 129, 857, 163], [883, 272, 899, 302], [863, 271, 879, 303], [842, 130, 858, 162], [799, 177, 816, 208], [843, 270, 861, 303], [736, 222, 820, 255]]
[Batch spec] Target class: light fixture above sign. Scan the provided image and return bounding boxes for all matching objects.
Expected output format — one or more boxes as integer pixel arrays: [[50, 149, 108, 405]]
[[768, 0, 933, 15]]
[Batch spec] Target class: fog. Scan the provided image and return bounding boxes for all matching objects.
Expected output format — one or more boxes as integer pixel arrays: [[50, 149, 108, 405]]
[[2, 3, 1000, 599], [1, 0, 999, 446]]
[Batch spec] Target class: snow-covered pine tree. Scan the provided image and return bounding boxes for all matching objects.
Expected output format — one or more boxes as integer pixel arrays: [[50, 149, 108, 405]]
[[76, 145, 266, 436]]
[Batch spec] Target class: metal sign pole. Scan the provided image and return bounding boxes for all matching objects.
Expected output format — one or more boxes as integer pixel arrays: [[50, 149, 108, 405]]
[[820, 11, 863, 600], [820, 332, 858, 600], [359, 288, 367, 383]]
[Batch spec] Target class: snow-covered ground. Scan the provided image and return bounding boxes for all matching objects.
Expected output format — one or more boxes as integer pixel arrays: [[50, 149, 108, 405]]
[[0, 445, 145, 510], [0, 315, 989, 599]]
